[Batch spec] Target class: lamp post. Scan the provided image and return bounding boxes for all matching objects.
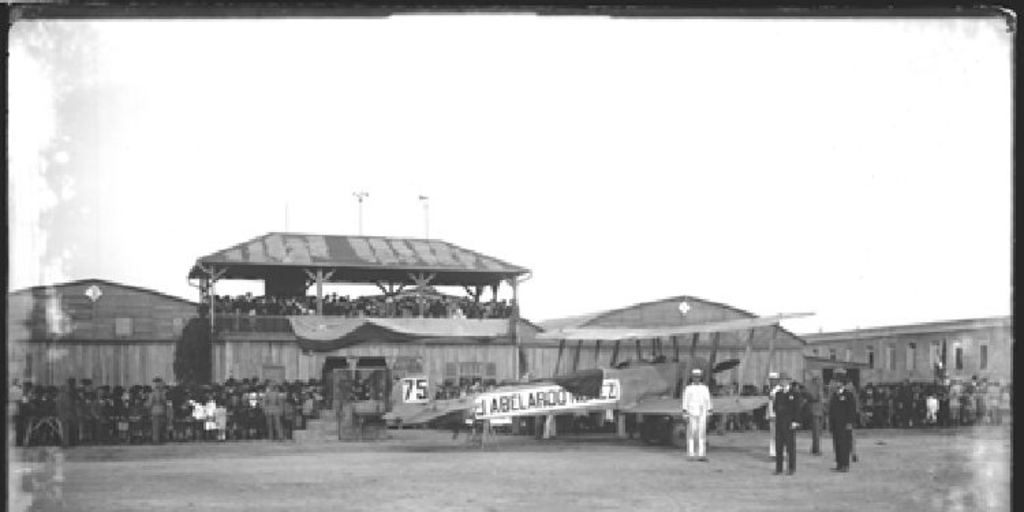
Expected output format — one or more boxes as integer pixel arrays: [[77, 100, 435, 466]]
[[418, 195, 430, 239], [353, 192, 369, 235]]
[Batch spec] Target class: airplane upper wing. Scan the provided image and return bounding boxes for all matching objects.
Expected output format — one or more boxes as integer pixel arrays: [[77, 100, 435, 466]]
[[536, 312, 813, 341]]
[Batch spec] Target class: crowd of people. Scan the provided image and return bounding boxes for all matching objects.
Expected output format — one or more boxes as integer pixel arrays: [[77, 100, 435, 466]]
[[11, 377, 328, 447], [11, 372, 1010, 448], [707, 375, 1012, 434], [205, 292, 515, 320]]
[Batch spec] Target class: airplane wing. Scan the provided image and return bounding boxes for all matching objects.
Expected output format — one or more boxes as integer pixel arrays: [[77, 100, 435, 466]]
[[537, 312, 813, 341], [536, 359, 739, 399], [621, 395, 769, 416], [385, 396, 477, 425]]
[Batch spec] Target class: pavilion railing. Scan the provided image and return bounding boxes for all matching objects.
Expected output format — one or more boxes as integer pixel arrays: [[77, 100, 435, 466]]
[[214, 314, 293, 334], [212, 311, 515, 334]]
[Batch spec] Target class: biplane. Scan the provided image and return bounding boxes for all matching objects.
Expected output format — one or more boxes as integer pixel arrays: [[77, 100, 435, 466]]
[[385, 312, 812, 447]]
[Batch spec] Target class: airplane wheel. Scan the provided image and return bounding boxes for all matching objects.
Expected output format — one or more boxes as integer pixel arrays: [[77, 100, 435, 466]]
[[653, 418, 671, 445], [670, 420, 687, 449], [640, 421, 655, 444]]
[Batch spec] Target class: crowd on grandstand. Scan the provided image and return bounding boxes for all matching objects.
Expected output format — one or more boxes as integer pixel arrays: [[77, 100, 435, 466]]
[[205, 292, 515, 319], [12, 378, 328, 447]]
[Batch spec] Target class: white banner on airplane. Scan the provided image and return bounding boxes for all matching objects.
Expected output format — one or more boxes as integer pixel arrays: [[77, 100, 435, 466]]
[[474, 379, 621, 419]]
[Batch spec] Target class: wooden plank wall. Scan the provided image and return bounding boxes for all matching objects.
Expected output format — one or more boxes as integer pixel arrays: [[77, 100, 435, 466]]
[[21, 342, 176, 387], [214, 342, 527, 387]]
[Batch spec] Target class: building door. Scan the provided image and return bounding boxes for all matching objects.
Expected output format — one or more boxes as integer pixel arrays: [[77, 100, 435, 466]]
[[824, 368, 861, 388], [321, 357, 349, 405]]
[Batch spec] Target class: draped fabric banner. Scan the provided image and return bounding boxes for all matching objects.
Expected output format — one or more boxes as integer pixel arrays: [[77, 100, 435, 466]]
[[288, 317, 513, 351]]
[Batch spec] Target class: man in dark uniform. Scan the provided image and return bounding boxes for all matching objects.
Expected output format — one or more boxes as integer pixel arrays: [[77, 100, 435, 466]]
[[806, 375, 824, 455], [773, 373, 803, 475], [829, 369, 857, 472]]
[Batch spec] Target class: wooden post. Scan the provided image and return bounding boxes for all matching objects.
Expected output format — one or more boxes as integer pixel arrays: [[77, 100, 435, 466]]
[[572, 340, 584, 372], [635, 339, 642, 361], [764, 325, 779, 381], [673, 336, 680, 362], [707, 331, 721, 383], [594, 339, 602, 366], [740, 328, 756, 387], [204, 266, 226, 332], [616, 412, 627, 438], [316, 269, 324, 316], [690, 333, 700, 359], [555, 339, 566, 375], [511, 277, 520, 379], [610, 339, 621, 367]]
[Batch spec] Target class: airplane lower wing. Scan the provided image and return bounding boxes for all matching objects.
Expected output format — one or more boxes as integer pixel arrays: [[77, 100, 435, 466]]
[[621, 396, 769, 416], [385, 397, 476, 425]]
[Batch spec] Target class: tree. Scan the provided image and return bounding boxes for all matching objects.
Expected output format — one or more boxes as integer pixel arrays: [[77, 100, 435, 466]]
[[173, 317, 212, 385]]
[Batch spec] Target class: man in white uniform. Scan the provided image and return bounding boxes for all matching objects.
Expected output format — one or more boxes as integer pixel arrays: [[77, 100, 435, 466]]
[[766, 372, 781, 457], [682, 368, 713, 462]]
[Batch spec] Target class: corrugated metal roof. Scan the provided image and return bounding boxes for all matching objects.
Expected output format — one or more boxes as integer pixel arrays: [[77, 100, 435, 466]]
[[536, 310, 609, 331], [537, 295, 808, 347], [801, 316, 1012, 344], [189, 232, 529, 285], [8, 278, 197, 306]]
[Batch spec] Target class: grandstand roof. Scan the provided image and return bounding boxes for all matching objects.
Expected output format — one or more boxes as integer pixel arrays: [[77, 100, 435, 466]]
[[188, 232, 529, 286]]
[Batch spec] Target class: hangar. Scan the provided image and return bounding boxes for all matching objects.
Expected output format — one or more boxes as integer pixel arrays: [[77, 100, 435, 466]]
[[7, 279, 197, 387]]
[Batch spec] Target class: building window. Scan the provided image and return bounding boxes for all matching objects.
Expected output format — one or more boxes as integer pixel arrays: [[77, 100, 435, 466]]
[[887, 346, 896, 371], [867, 346, 875, 369], [906, 343, 917, 371], [955, 345, 964, 370], [930, 341, 942, 368], [115, 317, 133, 337], [844, 349, 851, 362], [829, 348, 837, 361], [812, 348, 819, 356], [459, 362, 488, 388], [980, 344, 988, 370], [444, 362, 495, 389], [444, 362, 458, 387]]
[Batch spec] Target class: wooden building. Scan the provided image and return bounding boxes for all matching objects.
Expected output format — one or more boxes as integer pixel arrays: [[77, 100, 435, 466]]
[[537, 296, 809, 388], [7, 279, 198, 387], [801, 316, 1012, 385]]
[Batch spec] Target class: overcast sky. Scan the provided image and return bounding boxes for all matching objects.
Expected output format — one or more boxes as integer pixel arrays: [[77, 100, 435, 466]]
[[9, 15, 1012, 333]]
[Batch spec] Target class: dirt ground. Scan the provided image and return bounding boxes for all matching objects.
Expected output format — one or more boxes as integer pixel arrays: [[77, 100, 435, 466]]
[[9, 425, 1011, 512]]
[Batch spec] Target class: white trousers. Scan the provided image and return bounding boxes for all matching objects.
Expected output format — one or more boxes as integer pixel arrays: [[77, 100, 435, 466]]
[[768, 418, 776, 456], [686, 413, 707, 457]]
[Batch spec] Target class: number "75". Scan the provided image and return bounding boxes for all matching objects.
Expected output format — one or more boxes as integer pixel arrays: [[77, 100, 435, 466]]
[[402, 378, 428, 403]]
